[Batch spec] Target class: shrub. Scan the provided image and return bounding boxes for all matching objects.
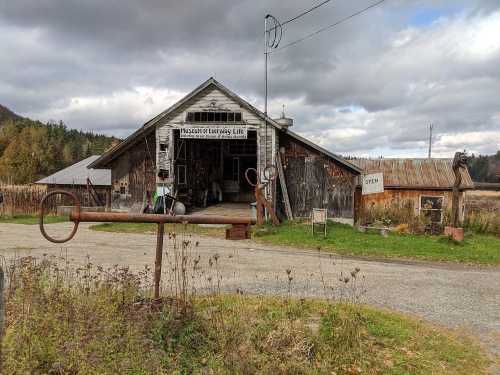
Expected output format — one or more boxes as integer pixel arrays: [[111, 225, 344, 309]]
[[2, 257, 164, 374], [359, 200, 429, 233], [464, 211, 500, 235]]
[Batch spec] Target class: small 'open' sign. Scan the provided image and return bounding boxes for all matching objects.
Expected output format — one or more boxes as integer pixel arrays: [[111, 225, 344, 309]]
[[362, 172, 384, 195]]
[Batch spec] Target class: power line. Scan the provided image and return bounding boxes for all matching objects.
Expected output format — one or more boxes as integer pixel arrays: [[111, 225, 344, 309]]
[[271, 0, 387, 53], [267, 0, 334, 33], [282, 0, 333, 26]]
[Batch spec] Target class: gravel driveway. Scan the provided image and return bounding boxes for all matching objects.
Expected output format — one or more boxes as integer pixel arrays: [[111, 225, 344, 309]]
[[1, 222, 499, 360]]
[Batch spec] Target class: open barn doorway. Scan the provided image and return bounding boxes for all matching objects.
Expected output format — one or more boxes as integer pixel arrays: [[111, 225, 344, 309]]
[[174, 130, 257, 211]]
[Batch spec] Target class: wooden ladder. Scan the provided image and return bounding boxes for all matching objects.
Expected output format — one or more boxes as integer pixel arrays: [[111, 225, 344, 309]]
[[276, 152, 293, 220]]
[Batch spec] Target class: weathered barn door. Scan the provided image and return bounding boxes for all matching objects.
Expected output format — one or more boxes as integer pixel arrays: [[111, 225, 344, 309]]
[[284, 155, 354, 219]]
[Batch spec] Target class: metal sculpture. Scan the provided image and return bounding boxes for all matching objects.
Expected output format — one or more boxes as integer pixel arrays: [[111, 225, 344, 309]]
[[245, 166, 280, 225], [39, 190, 255, 299]]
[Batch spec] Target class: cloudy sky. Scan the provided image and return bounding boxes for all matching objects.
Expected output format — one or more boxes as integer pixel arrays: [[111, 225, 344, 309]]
[[1, 0, 499, 157]]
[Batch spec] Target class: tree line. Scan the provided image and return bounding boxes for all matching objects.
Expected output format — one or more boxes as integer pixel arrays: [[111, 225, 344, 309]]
[[467, 152, 500, 183], [0, 117, 119, 185]]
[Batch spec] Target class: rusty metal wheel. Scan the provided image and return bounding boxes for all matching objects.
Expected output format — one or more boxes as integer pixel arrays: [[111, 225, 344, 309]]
[[263, 165, 278, 182], [39, 190, 81, 243]]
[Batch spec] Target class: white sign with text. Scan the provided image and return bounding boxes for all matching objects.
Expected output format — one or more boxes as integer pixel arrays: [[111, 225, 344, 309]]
[[362, 173, 384, 195], [179, 126, 248, 139]]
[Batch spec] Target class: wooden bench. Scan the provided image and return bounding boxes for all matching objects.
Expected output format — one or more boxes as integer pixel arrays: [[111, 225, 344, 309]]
[[357, 225, 390, 237]]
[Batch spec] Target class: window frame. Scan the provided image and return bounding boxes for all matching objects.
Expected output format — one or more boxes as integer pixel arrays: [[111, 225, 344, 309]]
[[419, 195, 444, 223], [185, 111, 243, 123]]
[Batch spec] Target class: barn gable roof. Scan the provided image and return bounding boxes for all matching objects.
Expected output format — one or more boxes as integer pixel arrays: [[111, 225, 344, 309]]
[[350, 158, 474, 190], [89, 77, 361, 173], [36, 155, 111, 186]]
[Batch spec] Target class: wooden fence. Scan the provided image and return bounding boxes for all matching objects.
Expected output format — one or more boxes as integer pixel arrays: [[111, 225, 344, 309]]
[[0, 184, 49, 216]]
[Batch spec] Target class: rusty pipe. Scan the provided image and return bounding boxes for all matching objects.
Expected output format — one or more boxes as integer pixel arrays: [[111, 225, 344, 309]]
[[39, 190, 256, 244], [154, 223, 164, 300], [70, 211, 256, 225]]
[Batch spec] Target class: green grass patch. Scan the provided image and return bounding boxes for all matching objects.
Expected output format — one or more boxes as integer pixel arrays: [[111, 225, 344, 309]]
[[90, 221, 226, 237], [3, 260, 490, 374], [254, 221, 500, 265], [154, 295, 490, 374], [0, 214, 67, 225]]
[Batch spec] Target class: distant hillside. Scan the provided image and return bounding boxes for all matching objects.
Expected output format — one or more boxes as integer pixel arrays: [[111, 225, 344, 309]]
[[467, 152, 500, 183], [0, 104, 22, 124], [0, 104, 120, 184]]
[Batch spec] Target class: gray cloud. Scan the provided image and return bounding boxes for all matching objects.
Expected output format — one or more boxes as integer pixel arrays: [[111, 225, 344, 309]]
[[0, 0, 499, 155]]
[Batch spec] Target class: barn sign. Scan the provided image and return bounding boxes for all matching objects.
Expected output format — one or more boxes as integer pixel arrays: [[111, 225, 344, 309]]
[[179, 126, 248, 139], [362, 172, 384, 195]]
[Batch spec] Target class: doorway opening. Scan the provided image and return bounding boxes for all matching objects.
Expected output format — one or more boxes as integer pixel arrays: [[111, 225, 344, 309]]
[[174, 130, 257, 209]]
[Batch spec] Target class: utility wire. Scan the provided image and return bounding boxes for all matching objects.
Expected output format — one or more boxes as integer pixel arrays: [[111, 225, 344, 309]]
[[270, 0, 333, 30], [271, 0, 387, 53]]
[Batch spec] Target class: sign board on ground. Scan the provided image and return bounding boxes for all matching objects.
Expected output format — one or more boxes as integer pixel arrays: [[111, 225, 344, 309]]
[[362, 172, 384, 195], [179, 126, 248, 139], [311, 208, 328, 236], [312, 208, 327, 224]]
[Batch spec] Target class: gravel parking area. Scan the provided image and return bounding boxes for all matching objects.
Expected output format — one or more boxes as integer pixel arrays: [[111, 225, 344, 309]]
[[1, 222, 499, 360]]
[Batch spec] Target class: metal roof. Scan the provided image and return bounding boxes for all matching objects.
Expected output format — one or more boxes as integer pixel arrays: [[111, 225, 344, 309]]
[[89, 77, 284, 168], [36, 155, 111, 186], [350, 158, 474, 190], [89, 77, 361, 174]]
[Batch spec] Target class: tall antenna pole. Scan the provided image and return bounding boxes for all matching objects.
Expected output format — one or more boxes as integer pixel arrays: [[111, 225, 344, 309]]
[[263, 14, 282, 170], [264, 15, 269, 169], [428, 123, 433, 159]]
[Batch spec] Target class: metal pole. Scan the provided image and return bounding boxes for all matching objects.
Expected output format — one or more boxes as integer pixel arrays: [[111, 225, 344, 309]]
[[428, 123, 433, 159], [154, 223, 164, 299], [264, 15, 269, 170], [0, 266, 4, 372]]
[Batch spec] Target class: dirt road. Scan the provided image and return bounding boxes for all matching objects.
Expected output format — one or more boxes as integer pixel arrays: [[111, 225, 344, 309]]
[[1, 222, 499, 358]]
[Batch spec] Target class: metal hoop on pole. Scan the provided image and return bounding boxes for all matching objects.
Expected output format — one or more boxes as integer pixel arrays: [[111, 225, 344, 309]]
[[39, 190, 81, 243], [245, 168, 259, 187]]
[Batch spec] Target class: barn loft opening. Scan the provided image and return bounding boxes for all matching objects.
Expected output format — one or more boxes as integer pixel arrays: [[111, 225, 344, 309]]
[[186, 111, 243, 123], [174, 130, 257, 208]]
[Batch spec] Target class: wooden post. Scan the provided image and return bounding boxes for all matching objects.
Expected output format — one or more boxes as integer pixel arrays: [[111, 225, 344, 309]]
[[154, 223, 164, 299], [451, 152, 467, 228]]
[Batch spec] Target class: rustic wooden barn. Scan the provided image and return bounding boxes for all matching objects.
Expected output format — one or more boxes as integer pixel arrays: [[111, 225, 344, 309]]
[[351, 158, 474, 224], [89, 78, 361, 221], [35, 155, 112, 208]]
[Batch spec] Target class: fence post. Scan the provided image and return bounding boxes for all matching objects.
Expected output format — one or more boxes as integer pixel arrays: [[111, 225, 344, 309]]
[[0, 265, 4, 371], [154, 224, 165, 299]]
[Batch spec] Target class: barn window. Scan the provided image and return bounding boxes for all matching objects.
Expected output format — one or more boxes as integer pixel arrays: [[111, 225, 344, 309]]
[[159, 143, 167, 152], [186, 111, 242, 123], [420, 196, 443, 223]]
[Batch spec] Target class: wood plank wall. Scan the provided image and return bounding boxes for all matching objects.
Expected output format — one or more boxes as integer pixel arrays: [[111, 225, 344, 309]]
[[279, 133, 356, 219]]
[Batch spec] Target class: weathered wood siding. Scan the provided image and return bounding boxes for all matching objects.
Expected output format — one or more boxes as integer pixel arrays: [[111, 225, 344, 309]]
[[155, 86, 275, 182], [108, 131, 156, 208], [355, 188, 464, 222], [279, 133, 356, 219]]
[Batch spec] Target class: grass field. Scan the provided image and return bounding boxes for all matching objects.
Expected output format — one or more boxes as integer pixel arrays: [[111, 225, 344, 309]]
[[0, 214, 67, 225], [3, 258, 491, 374], [254, 221, 500, 265]]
